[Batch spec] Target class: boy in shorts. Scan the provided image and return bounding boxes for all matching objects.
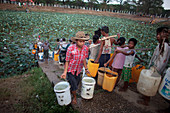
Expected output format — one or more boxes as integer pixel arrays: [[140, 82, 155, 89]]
[[61, 31, 90, 104]]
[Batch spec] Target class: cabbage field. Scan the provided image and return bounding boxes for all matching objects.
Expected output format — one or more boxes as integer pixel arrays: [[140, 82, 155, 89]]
[[0, 10, 162, 78]]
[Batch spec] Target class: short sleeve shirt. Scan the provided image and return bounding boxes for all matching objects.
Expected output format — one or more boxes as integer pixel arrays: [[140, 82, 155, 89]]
[[66, 44, 88, 76]]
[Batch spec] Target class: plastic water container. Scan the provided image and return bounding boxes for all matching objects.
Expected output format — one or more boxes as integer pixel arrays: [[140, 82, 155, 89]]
[[54, 53, 59, 61], [32, 49, 36, 55], [81, 77, 96, 99], [38, 52, 43, 60], [97, 70, 105, 86], [137, 68, 162, 96], [102, 72, 118, 92], [49, 51, 54, 58], [130, 65, 145, 83], [159, 68, 170, 100], [54, 81, 71, 106], [87, 59, 99, 77], [97, 67, 111, 86]]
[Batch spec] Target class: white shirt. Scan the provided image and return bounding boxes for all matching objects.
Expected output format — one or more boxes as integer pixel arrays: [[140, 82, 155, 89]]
[[124, 50, 136, 67], [59, 41, 68, 51], [149, 43, 170, 74]]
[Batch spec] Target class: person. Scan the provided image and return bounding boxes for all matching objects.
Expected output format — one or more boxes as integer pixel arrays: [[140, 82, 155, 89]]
[[55, 38, 60, 51], [115, 38, 143, 92], [42, 41, 51, 64], [137, 27, 170, 106], [104, 37, 128, 87], [89, 34, 100, 60], [60, 31, 90, 104], [94, 26, 118, 67], [57, 38, 69, 65]]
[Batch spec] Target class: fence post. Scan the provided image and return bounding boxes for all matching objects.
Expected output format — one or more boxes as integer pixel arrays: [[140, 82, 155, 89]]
[[164, 14, 167, 18]]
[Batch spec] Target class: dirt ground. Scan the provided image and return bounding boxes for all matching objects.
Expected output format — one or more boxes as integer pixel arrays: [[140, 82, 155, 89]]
[[38, 60, 170, 113], [0, 3, 169, 26]]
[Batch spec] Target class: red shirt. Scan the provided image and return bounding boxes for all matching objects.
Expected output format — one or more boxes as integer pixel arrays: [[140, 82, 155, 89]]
[[66, 44, 88, 76]]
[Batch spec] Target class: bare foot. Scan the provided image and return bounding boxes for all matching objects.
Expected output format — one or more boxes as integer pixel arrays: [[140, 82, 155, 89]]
[[137, 100, 149, 106], [71, 97, 77, 104]]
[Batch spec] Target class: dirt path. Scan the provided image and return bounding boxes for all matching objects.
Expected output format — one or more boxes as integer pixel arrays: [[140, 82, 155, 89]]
[[0, 3, 169, 26], [38, 60, 169, 113]]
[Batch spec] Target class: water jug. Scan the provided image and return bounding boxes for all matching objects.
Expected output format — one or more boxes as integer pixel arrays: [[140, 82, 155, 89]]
[[97, 67, 110, 86], [87, 59, 99, 77], [137, 67, 161, 96], [32, 49, 36, 55], [130, 65, 145, 83], [159, 68, 170, 100], [102, 71, 118, 92]]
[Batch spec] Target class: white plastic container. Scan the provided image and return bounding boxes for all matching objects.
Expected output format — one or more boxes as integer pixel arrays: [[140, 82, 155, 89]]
[[38, 52, 43, 60], [54, 81, 71, 106], [49, 51, 53, 58], [81, 77, 96, 99], [159, 68, 170, 100], [137, 68, 162, 96]]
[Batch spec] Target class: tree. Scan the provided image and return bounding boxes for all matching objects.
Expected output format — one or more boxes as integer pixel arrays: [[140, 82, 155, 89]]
[[115, 0, 124, 10], [128, 0, 164, 14]]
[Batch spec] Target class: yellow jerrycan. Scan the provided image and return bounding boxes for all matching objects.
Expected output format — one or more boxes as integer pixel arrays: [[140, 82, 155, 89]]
[[87, 59, 99, 77], [102, 70, 118, 92], [130, 65, 145, 83], [54, 54, 59, 61]]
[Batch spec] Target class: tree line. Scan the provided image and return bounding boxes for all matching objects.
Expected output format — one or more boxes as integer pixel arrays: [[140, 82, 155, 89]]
[[2, 0, 169, 16]]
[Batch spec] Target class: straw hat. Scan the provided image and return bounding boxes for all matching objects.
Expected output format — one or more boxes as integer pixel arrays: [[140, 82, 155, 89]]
[[71, 31, 90, 42]]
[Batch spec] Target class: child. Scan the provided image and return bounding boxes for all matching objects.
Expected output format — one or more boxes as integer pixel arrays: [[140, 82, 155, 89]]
[[94, 26, 118, 67], [137, 27, 170, 106], [42, 41, 51, 64], [115, 38, 143, 92], [57, 38, 69, 65], [89, 34, 100, 60], [104, 37, 128, 87], [61, 31, 90, 104]]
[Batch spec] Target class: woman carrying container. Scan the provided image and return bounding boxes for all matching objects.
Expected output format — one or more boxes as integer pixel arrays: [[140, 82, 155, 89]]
[[137, 27, 170, 106], [61, 31, 90, 104]]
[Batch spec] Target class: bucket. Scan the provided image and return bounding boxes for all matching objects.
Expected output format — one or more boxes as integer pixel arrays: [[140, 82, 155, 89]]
[[81, 77, 96, 99], [159, 68, 170, 100], [54, 81, 71, 106], [137, 68, 162, 96], [49, 51, 54, 58], [130, 65, 145, 83], [102, 71, 118, 92], [87, 59, 99, 77], [38, 52, 43, 60], [32, 49, 36, 55]]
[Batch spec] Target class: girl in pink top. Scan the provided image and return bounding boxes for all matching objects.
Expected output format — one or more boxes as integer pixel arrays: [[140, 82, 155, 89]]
[[104, 37, 128, 87]]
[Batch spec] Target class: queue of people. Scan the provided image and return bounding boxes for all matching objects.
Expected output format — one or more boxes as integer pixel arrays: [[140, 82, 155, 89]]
[[59, 26, 169, 106], [31, 26, 169, 106]]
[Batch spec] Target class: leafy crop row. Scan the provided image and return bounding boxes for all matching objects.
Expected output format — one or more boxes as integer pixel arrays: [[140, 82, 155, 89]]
[[0, 11, 161, 77]]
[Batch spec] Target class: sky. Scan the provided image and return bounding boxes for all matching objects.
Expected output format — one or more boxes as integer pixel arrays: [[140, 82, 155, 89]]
[[162, 0, 170, 10]]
